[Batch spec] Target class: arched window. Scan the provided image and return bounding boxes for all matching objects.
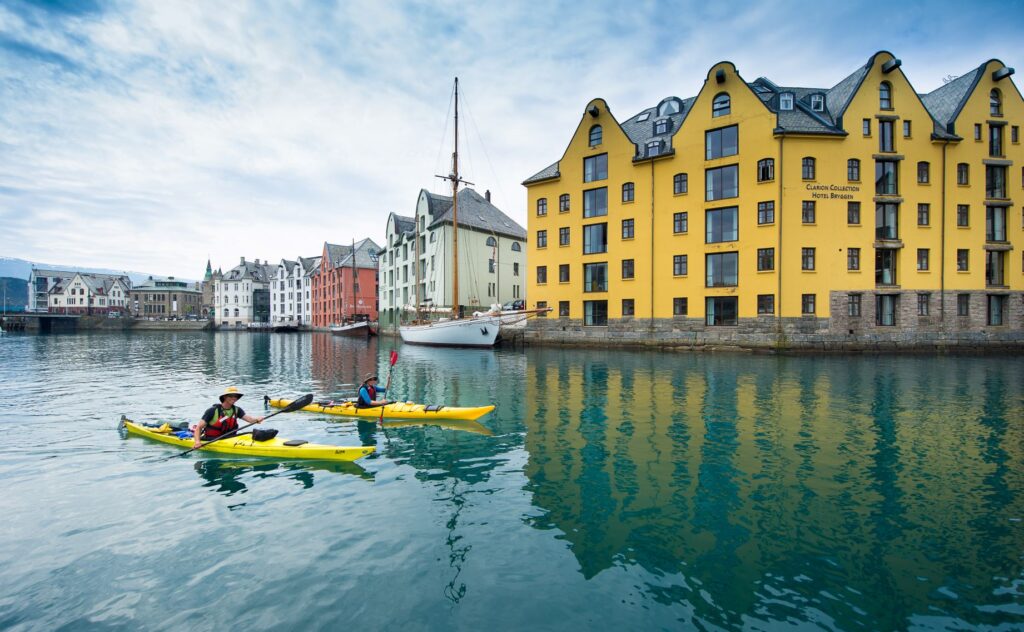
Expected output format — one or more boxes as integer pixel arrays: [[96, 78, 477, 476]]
[[511, 242, 522, 252], [486, 236, 497, 247], [658, 98, 681, 116], [223, 308, 229, 317], [589, 125, 602, 146], [991, 89, 1002, 116], [233, 308, 239, 317], [712, 93, 730, 117], [536, 198, 547, 216], [559, 193, 570, 212], [622, 182, 634, 202], [879, 82, 892, 109], [429, 232, 436, 243]]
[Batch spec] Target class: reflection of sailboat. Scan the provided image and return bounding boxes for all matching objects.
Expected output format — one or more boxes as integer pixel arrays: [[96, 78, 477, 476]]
[[400, 78, 501, 348]]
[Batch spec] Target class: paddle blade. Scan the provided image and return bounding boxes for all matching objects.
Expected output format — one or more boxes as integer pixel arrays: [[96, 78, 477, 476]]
[[390, 350, 398, 366], [281, 393, 314, 412]]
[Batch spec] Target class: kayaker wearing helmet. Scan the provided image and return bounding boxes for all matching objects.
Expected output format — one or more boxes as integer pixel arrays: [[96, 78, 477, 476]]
[[356, 373, 388, 408], [193, 386, 265, 448]]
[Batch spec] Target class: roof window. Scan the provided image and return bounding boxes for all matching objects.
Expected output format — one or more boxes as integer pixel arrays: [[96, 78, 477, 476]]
[[636, 112, 651, 122], [779, 92, 794, 110], [658, 98, 682, 117], [810, 94, 824, 112]]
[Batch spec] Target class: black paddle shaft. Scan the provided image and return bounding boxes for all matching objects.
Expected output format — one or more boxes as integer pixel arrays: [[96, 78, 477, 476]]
[[171, 393, 314, 459]]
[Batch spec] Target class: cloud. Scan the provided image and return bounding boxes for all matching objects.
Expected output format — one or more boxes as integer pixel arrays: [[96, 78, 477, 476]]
[[0, 0, 1021, 278]]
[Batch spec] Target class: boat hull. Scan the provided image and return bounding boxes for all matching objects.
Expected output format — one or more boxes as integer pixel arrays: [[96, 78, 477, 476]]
[[330, 322, 370, 337], [267, 398, 495, 421], [399, 316, 500, 347], [123, 420, 375, 462]]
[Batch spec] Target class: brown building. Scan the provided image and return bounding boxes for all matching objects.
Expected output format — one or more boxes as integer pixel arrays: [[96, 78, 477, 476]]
[[310, 239, 381, 328], [129, 276, 203, 318]]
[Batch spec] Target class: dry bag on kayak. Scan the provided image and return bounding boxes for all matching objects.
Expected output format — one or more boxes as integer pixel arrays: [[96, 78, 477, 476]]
[[252, 428, 279, 442]]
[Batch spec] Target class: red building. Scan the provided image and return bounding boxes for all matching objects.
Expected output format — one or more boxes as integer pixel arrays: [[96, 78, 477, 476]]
[[311, 239, 381, 328]]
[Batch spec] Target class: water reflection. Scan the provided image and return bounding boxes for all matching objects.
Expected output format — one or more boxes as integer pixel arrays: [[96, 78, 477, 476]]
[[193, 458, 372, 501], [523, 348, 1024, 629]]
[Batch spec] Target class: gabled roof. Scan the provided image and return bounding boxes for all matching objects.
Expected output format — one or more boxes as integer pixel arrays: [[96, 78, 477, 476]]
[[620, 97, 695, 159], [298, 256, 320, 274], [426, 188, 526, 240], [222, 260, 273, 283], [921, 64, 985, 132], [523, 162, 560, 185], [324, 243, 350, 268], [336, 238, 382, 269], [826, 59, 872, 121]]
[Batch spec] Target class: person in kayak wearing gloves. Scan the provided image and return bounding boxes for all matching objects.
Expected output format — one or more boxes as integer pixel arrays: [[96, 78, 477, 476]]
[[193, 386, 264, 447], [356, 373, 389, 408]]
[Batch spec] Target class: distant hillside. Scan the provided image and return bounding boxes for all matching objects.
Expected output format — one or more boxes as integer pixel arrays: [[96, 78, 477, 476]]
[[1, 277, 28, 309], [0, 257, 196, 285]]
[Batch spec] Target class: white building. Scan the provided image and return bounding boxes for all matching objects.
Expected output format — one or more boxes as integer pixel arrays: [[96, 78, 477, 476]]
[[47, 272, 131, 315], [270, 256, 320, 325], [378, 187, 527, 328], [214, 257, 275, 328], [29, 268, 131, 312]]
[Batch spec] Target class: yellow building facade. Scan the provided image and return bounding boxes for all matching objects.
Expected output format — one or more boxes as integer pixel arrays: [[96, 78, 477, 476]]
[[524, 52, 1023, 348]]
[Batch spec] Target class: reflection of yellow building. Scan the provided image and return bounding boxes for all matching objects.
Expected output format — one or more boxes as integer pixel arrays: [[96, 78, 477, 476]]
[[524, 52, 1022, 348], [522, 348, 1024, 627]]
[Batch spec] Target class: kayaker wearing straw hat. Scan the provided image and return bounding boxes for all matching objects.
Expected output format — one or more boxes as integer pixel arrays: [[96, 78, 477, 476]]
[[356, 373, 388, 409], [193, 386, 265, 448]]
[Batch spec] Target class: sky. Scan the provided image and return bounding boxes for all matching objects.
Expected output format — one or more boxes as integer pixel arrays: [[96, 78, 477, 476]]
[[1, 0, 1022, 279]]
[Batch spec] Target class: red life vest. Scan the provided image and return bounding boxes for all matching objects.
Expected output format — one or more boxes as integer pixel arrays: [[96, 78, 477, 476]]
[[204, 405, 239, 438]]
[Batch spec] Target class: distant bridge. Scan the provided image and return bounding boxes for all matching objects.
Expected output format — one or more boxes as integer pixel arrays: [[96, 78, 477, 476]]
[[2, 313, 81, 333]]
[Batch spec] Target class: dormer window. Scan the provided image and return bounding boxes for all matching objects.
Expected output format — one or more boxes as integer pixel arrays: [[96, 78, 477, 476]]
[[654, 118, 670, 135], [810, 94, 824, 112], [779, 93, 794, 110], [712, 93, 731, 117], [658, 98, 682, 117], [647, 140, 662, 157], [589, 124, 602, 146]]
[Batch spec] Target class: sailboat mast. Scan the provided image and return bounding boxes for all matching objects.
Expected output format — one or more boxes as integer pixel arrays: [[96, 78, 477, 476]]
[[351, 238, 356, 322], [451, 77, 460, 319]]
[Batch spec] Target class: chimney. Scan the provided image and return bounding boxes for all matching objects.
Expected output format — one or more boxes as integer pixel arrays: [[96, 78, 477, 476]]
[[485, 189, 491, 202], [240, 256, 246, 265]]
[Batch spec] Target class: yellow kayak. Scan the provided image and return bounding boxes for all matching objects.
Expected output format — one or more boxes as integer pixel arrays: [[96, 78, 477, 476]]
[[122, 419, 375, 462], [266, 397, 495, 421]]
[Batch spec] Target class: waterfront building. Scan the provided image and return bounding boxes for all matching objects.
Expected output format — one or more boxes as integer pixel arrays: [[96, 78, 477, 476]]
[[200, 260, 222, 319], [213, 257, 275, 328], [29, 268, 131, 313], [310, 239, 381, 328], [377, 188, 527, 329], [128, 276, 202, 318], [270, 256, 320, 325], [523, 52, 1023, 348], [47, 272, 130, 315]]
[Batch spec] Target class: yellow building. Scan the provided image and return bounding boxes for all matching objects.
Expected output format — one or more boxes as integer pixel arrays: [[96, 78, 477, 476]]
[[523, 52, 1023, 349]]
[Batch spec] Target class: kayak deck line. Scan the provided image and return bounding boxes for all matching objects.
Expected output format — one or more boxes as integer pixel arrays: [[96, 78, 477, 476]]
[[121, 419, 375, 462], [265, 397, 496, 421]]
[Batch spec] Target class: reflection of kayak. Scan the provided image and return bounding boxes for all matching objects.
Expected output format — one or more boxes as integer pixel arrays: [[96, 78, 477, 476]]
[[195, 458, 373, 479], [266, 397, 495, 421], [382, 418, 494, 436], [122, 419, 375, 462]]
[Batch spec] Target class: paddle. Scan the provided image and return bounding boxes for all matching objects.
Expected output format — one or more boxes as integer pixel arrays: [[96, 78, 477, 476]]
[[378, 350, 399, 439], [172, 393, 314, 459]]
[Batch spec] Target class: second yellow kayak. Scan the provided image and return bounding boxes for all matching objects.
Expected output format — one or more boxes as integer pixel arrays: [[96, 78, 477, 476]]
[[266, 397, 495, 421]]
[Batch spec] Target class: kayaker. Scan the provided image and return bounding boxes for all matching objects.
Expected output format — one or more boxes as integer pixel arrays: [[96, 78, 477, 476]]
[[193, 386, 264, 447], [356, 374, 388, 408]]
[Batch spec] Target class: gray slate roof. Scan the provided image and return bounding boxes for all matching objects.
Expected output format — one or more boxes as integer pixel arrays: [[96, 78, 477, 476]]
[[921, 64, 984, 133], [223, 260, 274, 283], [298, 256, 320, 274], [424, 188, 526, 240], [337, 238, 382, 270], [392, 214, 415, 238]]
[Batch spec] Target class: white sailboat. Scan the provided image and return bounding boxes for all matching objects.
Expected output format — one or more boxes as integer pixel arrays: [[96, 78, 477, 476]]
[[331, 239, 370, 338], [400, 78, 501, 348]]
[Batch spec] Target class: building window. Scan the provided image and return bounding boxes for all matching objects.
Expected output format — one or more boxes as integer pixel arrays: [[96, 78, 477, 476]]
[[863, 119, 871, 136], [583, 262, 608, 292], [802, 157, 816, 180], [957, 294, 970, 316], [654, 118, 670, 135], [986, 206, 1006, 241], [673, 255, 688, 276], [706, 252, 738, 287], [559, 264, 569, 283], [758, 201, 775, 225], [489, 259, 496, 273], [848, 201, 861, 225], [583, 154, 608, 182], [990, 125, 1004, 158], [622, 182, 634, 202], [757, 158, 774, 182], [583, 223, 608, 254], [848, 294, 862, 317], [706, 206, 738, 243], [848, 159, 860, 181], [986, 251, 1006, 286], [879, 81, 892, 109], [802, 293, 816, 314], [706, 296, 737, 326], [957, 205, 969, 227], [712, 93, 730, 117], [536, 230, 547, 248], [876, 202, 899, 239], [876, 249, 897, 285], [810, 94, 824, 111], [918, 203, 930, 226], [757, 248, 775, 271], [583, 300, 608, 326], [583, 187, 608, 218], [991, 89, 1003, 116], [802, 247, 815, 271], [559, 226, 570, 246], [673, 173, 688, 194], [559, 301, 569, 318], [876, 294, 897, 326], [974, 124, 982, 141], [559, 194, 570, 213], [622, 259, 635, 279], [879, 120, 894, 152], [589, 124, 602, 146], [757, 294, 775, 314], [511, 242, 521, 252], [876, 161, 898, 195], [705, 125, 738, 160], [1012, 126, 1019, 143], [621, 219, 634, 239], [986, 165, 1007, 199], [903, 120, 912, 138], [957, 163, 969, 185], [621, 299, 634, 317], [957, 249, 969, 271], [646, 140, 661, 157], [917, 293, 930, 316], [673, 211, 688, 234], [537, 198, 547, 216], [673, 297, 688, 316], [802, 201, 816, 224], [536, 301, 548, 316], [848, 248, 860, 271], [513, 262, 519, 276], [779, 92, 794, 110], [705, 165, 738, 200], [988, 294, 1007, 325], [917, 248, 929, 271]]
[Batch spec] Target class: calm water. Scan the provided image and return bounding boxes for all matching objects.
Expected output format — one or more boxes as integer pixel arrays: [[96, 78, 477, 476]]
[[0, 331, 1022, 631]]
